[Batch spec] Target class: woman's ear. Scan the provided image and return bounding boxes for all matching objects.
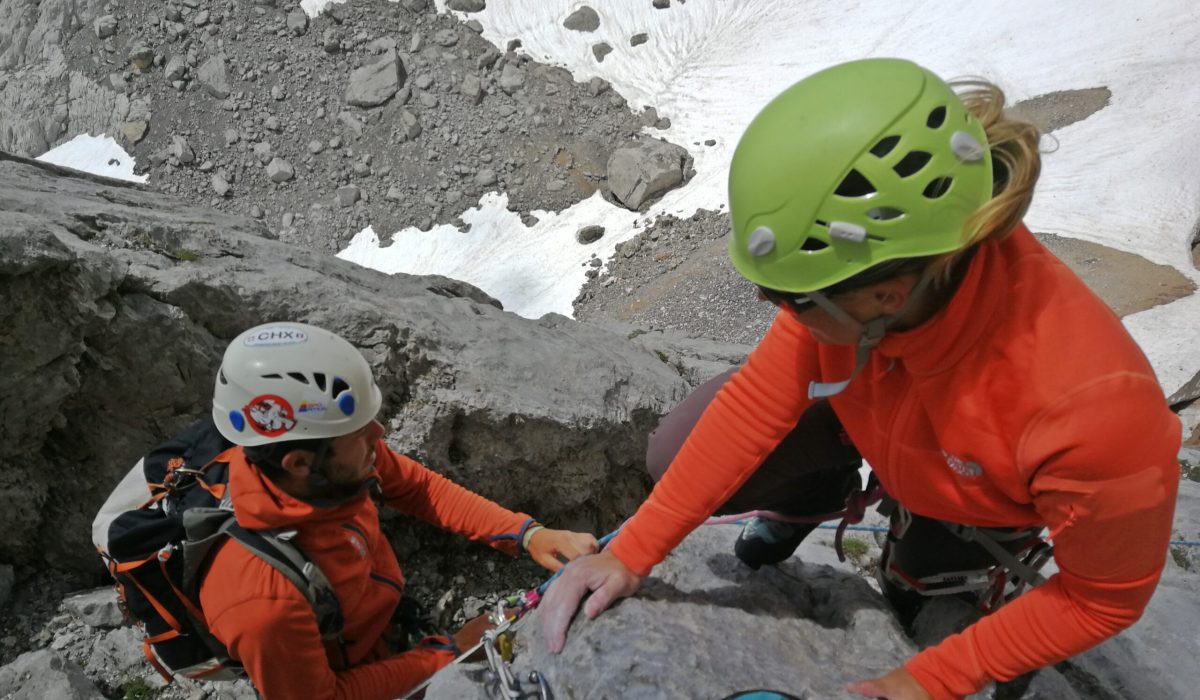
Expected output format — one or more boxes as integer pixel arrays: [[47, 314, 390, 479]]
[[871, 275, 921, 314], [279, 449, 313, 478]]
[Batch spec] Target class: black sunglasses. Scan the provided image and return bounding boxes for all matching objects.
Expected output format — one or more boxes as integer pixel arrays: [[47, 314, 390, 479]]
[[756, 285, 817, 314]]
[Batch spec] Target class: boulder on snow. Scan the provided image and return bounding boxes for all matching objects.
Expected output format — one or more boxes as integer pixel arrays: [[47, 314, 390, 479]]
[[563, 6, 600, 32], [606, 138, 692, 210]]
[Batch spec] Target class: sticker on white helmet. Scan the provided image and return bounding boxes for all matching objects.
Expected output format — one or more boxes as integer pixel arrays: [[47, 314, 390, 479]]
[[298, 400, 328, 415], [243, 327, 309, 347], [244, 394, 297, 437]]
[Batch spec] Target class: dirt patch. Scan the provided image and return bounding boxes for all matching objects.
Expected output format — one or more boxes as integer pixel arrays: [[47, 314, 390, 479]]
[[1008, 87, 1111, 133], [1034, 232, 1195, 316]]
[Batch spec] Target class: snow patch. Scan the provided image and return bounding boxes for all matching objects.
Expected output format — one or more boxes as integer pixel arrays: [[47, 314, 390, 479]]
[[36, 134, 148, 184]]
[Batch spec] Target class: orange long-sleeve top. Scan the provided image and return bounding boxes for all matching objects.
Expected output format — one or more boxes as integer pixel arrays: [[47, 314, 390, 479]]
[[608, 224, 1181, 699], [198, 443, 533, 700]]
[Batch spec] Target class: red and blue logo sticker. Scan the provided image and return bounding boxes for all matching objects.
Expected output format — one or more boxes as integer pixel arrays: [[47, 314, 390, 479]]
[[243, 394, 297, 437]]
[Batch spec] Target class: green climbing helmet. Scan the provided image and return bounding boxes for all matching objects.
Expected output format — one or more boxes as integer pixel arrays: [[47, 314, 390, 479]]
[[728, 58, 994, 293]]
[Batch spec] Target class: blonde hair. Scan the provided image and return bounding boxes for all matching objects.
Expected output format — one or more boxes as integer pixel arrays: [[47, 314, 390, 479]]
[[926, 79, 1042, 284]]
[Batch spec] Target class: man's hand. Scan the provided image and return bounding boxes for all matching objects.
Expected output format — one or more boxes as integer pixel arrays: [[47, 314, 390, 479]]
[[526, 528, 599, 573], [846, 667, 932, 699], [539, 550, 641, 653]]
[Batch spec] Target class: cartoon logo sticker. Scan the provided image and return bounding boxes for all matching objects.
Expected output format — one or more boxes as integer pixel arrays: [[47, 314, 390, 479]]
[[298, 400, 327, 415], [243, 327, 308, 347], [244, 394, 297, 437]]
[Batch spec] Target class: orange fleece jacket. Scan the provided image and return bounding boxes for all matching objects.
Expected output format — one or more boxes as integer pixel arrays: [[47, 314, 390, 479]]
[[199, 443, 533, 700], [608, 225, 1181, 699]]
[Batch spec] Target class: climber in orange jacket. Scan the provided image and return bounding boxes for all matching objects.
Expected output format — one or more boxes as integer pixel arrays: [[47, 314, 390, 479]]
[[201, 322, 598, 700], [539, 59, 1181, 700]]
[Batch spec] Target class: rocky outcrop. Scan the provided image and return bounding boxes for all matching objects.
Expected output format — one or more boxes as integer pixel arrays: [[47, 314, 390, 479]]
[[0, 650, 104, 700], [0, 153, 691, 573], [426, 525, 915, 699]]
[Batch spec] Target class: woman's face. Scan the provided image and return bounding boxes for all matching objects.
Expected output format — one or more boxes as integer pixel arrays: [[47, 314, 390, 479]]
[[778, 279, 915, 345]]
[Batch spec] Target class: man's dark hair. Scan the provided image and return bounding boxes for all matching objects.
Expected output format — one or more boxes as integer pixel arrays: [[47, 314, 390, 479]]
[[243, 438, 330, 480]]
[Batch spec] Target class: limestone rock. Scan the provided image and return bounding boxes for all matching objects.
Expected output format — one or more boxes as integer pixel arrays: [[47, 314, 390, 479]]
[[336, 184, 361, 206], [0, 650, 104, 700], [0, 155, 688, 573], [62, 587, 124, 629], [425, 526, 913, 699], [164, 55, 186, 83], [266, 158, 294, 183], [498, 63, 525, 95], [606, 139, 692, 210], [93, 16, 117, 39], [169, 135, 194, 164], [563, 6, 600, 32], [197, 55, 230, 99], [345, 49, 405, 108], [286, 9, 308, 36], [592, 42, 612, 62]]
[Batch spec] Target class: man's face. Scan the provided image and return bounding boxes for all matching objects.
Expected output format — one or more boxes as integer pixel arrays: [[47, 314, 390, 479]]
[[324, 419, 385, 485]]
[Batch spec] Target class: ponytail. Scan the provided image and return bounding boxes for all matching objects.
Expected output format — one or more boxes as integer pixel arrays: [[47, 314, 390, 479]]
[[926, 80, 1042, 285]]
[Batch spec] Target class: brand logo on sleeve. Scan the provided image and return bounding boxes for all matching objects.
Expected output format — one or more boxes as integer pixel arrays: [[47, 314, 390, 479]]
[[942, 450, 983, 477]]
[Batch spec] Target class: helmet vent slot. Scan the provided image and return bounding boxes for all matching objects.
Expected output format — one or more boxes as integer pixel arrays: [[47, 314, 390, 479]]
[[893, 151, 932, 178], [923, 177, 953, 199], [218, 368, 228, 385], [927, 106, 947, 129], [331, 377, 351, 398], [287, 372, 309, 384], [834, 169, 876, 197], [261, 373, 282, 379], [800, 237, 829, 251], [866, 206, 905, 221], [314, 373, 327, 392], [870, 135, 900, 158]]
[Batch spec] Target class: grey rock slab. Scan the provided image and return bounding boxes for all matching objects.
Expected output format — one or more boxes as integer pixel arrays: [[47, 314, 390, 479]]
[[94, 16, 118, 39], [563, 6, 600, 32], [84, 627, 143, 677], [197, 55, 230, 99], [286, 9, 308, 36], [211, 172, 231, 195], [164, 54, 187, 82], [169, 136, 194, 164], [498, 63, 525, 95], [266, 158, 294, 183], [606, 138, 692, 210], [345, 49, 405, 108], [474, 169, 497, 187], [653, 0, 671, 7], [336, 184, 361, 206], [0, 564, 12, 607], [447, 0, 486, 11], [0, 155, 689, 572], [425, 526, 911, 699], [631, 32, 649, 46], [461, 74, 483, 104], [592, 42, 612, 62], [62, 587, 125, 629], [0, 650, 105, 700], [252, 141, 273, 164]]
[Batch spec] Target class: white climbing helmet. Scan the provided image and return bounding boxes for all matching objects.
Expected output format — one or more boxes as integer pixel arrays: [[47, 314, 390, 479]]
[[212, 322, 383, 447]]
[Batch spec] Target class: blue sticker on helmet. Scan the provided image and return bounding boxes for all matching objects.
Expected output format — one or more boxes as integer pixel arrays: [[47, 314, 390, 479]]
[[229, 410, 245, 432], [338, 393, 355, 416]]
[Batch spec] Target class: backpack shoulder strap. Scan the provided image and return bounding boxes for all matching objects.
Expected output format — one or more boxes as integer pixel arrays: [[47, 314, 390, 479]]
[[181, 508, 345, 642]]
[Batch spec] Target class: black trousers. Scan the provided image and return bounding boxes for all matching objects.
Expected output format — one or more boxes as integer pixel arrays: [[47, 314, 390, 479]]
[[648, 368, 1040, 623]]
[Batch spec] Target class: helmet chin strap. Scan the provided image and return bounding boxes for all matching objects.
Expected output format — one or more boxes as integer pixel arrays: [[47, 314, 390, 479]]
[[306, 439, 335, 491], [806, 274, 935, 399]]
